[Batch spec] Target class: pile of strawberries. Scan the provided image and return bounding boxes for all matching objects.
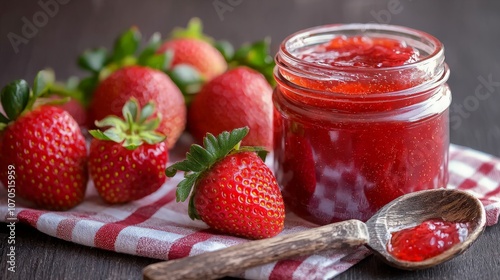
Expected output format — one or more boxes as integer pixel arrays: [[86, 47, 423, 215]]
[[0, 19, 284, 239]]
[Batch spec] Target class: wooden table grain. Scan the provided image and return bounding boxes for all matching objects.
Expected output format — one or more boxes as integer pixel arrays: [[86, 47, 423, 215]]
[[1, 0, 500, 279]]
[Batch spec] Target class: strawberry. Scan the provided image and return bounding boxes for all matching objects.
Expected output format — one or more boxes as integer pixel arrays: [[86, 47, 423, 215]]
[[88, 66, 186, 148], [35, 95, 87, 126], [188, 67, 273, 150], [0, 72, 88, 210], [89, 99, 168, 204], [77, 27, 187, 147], [158, 38, 227, 81], [58, 98, 87, 126], [158, 18, 227, 81], [166, 127, 285, 239]]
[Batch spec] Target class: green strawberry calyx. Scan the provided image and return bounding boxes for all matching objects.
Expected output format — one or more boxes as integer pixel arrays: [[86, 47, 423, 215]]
[[169, 17, 275, 87], [0, 69, 83, 130], [165, 127, 268, 220], [227, 38, 276, 87], [88, 98, 166, 150], [78, 27, 175, 99], [78, 25, 205, 103], [170, 17, 214, 43]]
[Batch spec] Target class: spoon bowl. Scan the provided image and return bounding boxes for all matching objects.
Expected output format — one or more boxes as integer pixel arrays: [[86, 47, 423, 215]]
[[143, 189, 486, 280], [366, 189, 486, 270]]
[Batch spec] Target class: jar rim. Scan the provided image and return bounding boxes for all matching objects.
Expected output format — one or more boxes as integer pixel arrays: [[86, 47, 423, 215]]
[[274, 63, 450, 101], [279, 23, 444, 72]]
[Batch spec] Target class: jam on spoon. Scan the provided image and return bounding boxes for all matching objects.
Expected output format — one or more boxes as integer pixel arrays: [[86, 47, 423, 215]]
[[387, 219, 470, 262]]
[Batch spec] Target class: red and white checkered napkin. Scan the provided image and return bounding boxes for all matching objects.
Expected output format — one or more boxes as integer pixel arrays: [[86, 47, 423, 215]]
[[1, 144, 500, 279]]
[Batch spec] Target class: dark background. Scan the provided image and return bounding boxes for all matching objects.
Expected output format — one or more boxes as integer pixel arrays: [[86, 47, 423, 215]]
[[1, 0, 500, 279]]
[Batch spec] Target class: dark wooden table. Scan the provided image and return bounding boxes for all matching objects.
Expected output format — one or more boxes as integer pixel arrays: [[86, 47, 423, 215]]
[[1, 0, 500, 279]]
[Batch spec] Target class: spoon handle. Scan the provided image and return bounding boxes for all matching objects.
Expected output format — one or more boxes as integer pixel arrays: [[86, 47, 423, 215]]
[[143, 219, 369, 280]]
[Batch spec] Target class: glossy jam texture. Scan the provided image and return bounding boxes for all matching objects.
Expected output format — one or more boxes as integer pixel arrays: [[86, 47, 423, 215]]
[[387, 219, 469, 262], [274, 34, 449, 224], [297, 35, 420, 68]]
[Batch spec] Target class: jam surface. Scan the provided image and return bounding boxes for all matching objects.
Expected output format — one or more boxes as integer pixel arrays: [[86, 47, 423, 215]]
[[387, 219, 469, 262], [297, 35, 420, 68], [274, 34, 449, 224]]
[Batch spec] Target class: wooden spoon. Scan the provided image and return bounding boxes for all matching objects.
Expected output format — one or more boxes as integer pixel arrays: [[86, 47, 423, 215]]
[[143, 189, 486, 280]]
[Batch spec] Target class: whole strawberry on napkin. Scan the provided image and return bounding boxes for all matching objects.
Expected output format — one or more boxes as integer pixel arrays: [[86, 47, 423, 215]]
[[166, 127, 285, 239], [88, 99, 168, 204], [0, 70, 88, 210]]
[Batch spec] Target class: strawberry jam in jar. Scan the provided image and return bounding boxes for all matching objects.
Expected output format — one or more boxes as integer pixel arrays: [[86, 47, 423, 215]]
[[273, 24, 451, 224]]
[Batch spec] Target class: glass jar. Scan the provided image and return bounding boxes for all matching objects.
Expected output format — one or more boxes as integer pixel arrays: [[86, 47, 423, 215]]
[[273, 24, 451, 225]]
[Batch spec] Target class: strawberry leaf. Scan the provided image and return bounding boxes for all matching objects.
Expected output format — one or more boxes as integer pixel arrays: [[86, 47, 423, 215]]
[[185, 153, 207, 172], [203, 133, 219, 158], [0, 79, 30, 121], [141, 118, 160, 132], [257, 150, 269, 162], [176, 173, 197, 202], [188, 195, 200, 220], [77, 76, 99, 102], [140, 131, 166, 145], [78, 48, 108, 73], [138, 32, 162, 63], [168, 64, 204, 99], [122, 98, 139, 123], [139, 50, 173, 72], [95, 116, 127, 130], [88, 130, 112, 141], [123, 136, 143, 150], [138, 102, 155, 123], [188, 144, 214, 169], [0, 112, 9, 124], [214, 40, 235, 62], [112, 27, 141, 62], [166, 159, 192, 175], [35, 96, 71, 107], [91, 98, 165, 148], [33, 69, 55, 98], [104, 127, 127, 143], [217, 127, 249, 155], [171, 17, 213, 43]]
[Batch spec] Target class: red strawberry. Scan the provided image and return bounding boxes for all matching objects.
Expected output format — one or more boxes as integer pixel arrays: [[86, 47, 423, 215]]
[[88, 66, 186, 148], [58, 98, 87, 126], [188, 67, 273, 150], [35, 95, 87, 126], [158, 38, 227, 81], [89, 99, 168, 204], [0, 76, 88, 210], [167, 127, 285, 239], [158, 18, 227, 81]]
